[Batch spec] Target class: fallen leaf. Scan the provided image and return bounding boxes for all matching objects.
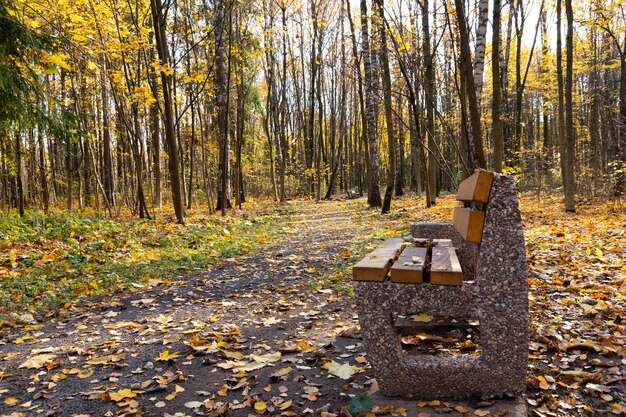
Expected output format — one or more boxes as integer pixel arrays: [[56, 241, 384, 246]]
[[410, 313, 434, 323], [185, 401, 204, 408], [322, 360, 360, 379], [278, 399, 293, 410], [77, 369, 93, 379], [19, 354, 56, 369], [255, 400, 267, 414], [109, 388, 136, 402], [4, 397, 18, 406], [154, 350, 181, 362], [250, 351, 281, 363]]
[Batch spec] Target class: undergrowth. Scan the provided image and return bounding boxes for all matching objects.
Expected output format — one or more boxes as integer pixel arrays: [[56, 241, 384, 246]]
[[0, 204, 290, 318]]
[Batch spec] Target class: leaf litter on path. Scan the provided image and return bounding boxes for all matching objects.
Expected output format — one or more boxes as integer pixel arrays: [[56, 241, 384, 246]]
[[0, 196, 623, 416]]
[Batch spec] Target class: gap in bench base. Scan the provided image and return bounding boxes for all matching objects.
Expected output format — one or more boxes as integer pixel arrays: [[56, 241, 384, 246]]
[[393, 313, 482, 358]]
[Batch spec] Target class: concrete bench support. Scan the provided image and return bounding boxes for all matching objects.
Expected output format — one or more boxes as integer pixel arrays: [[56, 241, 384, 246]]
[[353, 174, 528, 399]]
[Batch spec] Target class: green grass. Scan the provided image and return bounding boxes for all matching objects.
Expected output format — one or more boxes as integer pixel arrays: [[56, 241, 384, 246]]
[[0, 207, 289, 318]]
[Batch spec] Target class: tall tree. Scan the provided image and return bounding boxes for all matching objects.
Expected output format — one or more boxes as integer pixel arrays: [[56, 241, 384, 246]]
[[492, 0, 504, 172], [473, 0, 489, 104], [361, 0, 382, 207], [422, 0, 437, 203], [215, 0, 232, 214], [150, 0, 184, 223], [563, 0, 575, 211], [377, 0, 395, 214], [556, 0, 567, 203], [454, 0, 486, 169]]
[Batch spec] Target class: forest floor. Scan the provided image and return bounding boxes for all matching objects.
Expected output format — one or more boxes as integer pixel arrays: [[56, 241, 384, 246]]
[[0, 194, 624, 417]]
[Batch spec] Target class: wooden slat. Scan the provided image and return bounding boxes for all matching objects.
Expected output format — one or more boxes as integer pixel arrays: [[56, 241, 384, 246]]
[[456, 169, 494, 203], [390, 246, 428, 283], [352, 238, 404, 281], [453, 206, 486, 244], [430, 246, 463, 285]]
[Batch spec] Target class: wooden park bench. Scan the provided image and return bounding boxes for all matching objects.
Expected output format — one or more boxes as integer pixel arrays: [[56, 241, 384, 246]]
[[352, 170, 528, 399]]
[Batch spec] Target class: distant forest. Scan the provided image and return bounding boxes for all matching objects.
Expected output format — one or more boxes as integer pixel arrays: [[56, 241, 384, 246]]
[[0, 0, 624, 222]]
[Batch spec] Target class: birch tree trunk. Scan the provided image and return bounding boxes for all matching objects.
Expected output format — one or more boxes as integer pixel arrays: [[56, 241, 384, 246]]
[[473, 0, 489, 105], [361, 0, 382, 207]]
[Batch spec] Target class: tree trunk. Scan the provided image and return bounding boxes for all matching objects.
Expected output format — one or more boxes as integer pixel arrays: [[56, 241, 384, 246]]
[[215, 0, 232, 214], [377, 0, 395, 214], [396, 92, 405, 196], [361, 0, 382, 207], [306, 0, 318, 196], [38, 128, 49, 212], [423, 0, 437, 204], [150, 0, 184, 223], [473, 0, 489, 104], [15, 133, 24, 216], [325, 1, 347, 200], [492, 0, 504, 172], [454, 0, 486, 170], [148, 41, 161, 209], [346, 0, 368, 196], [564, 0, 576, 212], [595, 20, 626, 196]]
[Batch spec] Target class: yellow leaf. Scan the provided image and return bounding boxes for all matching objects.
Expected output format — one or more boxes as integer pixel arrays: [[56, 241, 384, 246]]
[[255, 401, 267, 414], [409, 313, 433, 323], [249, 351, 281, 363], [4, 397, 18, 406], [156, 315, 173, 325], [273, 367, 292, 377], [109, 388, 136, 402], [155, 350, 181, 362], [13, 335, 33, 344], [77, 368, 93, 379], [595, 248, 603, 258], [278, 399, 293, 410], [221, 350, 244, 359]]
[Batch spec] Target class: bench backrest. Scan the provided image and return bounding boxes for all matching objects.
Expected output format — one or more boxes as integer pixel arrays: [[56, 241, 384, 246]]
[[452, 169, 494, 244]]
